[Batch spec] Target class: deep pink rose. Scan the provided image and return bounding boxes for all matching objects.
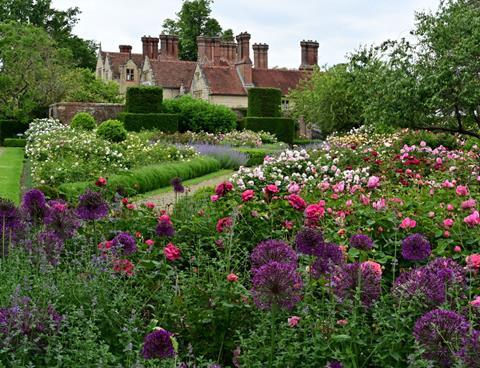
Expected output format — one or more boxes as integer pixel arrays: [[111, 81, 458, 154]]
[[164, 243, 181, 261], [241, 189, 254, 202], [400, 217, 416, 229], [288, 194, 307, 210]]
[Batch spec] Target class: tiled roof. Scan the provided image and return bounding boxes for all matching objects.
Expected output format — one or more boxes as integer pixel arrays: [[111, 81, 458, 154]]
[[150, 60, 197, 89], [101, 51, 144, 78], [202, 66, 247, 96], [252, 68, 309, 95]]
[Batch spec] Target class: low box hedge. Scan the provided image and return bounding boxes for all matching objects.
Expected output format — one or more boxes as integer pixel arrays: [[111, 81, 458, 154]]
[[119, 113, 179, 132], [59, 157, 221, 201], [245, 117, 295, 145], [3, 138, 27, 147], [0, 120, 28, 145], [125, 86, 163, 113], [236, 148, 277, 167]]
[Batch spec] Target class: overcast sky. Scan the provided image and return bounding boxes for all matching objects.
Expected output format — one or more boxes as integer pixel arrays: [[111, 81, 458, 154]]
[[52, 0, 440, 68]]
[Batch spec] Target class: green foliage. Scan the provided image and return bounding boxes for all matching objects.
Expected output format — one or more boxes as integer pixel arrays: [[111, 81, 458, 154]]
[[125, 86, 163, 113], [96, 120, 127, 143], [236, 148, 276, 167], [247, 88, 282, 118], [63, 68, 122, 103], [2, 138, 26, 147], [119, 113, 179, 133], [162, 0, 234, 61], [162, 96, 237, 133], [59, 157, 221, 200], [0, 147, 24, 203], [0, 120, 28, 144], [288, 65, 362, 135], [399, 130, 460, 150], [245, 117, 295, 144], [70, 112, 96, 131]]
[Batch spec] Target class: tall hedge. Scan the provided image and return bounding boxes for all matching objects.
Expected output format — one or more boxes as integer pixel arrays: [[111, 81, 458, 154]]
[[0, 120, 28, 145], [119, 113, 179, 132], [247, 88, 282, 117], [245, 117, 295, 144], [125, 86, 163, 113]]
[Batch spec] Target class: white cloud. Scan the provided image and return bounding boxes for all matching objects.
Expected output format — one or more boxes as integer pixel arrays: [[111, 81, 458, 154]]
[[52, 0, 440, 68]]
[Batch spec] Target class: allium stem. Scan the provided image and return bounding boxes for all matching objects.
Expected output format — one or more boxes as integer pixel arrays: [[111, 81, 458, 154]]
[[268, 304, 278, 368]]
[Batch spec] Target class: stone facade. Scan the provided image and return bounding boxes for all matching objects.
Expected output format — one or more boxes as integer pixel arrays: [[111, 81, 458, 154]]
[[49, 102, 125, 124]]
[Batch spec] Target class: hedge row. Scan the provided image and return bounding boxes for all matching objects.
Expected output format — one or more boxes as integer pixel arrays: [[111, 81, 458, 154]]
[[247, 88, 282, 118], [236, 148, 277, 167], [3, 138, 27, 147], [0, 120, 28, 145], [119, 113, 179, 132], [245, 117, 295, 145], [125, 86, 163, 113], [59, 157, 221, 202]]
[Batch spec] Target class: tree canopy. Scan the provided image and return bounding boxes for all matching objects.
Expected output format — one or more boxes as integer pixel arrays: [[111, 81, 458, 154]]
[[162, 0, 234, 61]]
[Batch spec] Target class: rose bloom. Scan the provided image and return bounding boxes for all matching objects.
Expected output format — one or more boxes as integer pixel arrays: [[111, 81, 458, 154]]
[[121, 198, 129, 205], [361, 261, 382, 277], [464, 211, 480, 227], [145, 239, 155, 247], [456, 185, 469, 196], [210, 195, 219, 202], [283, 220, 294, 230], [145, 202, 155, 209], [461, 199, 477, 210], [216, 217, 233, 233], [400, 217, 417, 229], [372, 198, 386, 211], [471, 296, 480, 307], [367, 176, 380, 189], [466, 254, 480, 271], [288, 183, 300, 194], [337, 319, 348, 326], [113, 259, 134, 276], [288, 316, 301, 327], [288, 194, 307, 210], [126, 204, 135, 210], [95, 177, 107, 187], [305, 203, 325, 220], [360, 194, 370, 206], [454, 246, 462, 253], [227, 273, 239, 282], [443, 219, 454, 228], [447, 204, 454, 211], [241, 189, 254, 202], [264, 184, 279, 194], [164, 243, 181, 261]]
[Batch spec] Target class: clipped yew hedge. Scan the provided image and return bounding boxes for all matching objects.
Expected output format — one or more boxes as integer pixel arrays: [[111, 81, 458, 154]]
[[247, 88, 282, 118], [125, 86, 163, 113], [119, 113, 179, 132], [245, 117, 295, 145]]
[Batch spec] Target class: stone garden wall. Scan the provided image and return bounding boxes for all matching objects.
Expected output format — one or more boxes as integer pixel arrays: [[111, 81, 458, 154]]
[[49, 102, 125, 124]]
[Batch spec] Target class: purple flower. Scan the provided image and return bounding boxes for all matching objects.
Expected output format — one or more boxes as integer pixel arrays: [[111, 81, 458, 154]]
[[250, 240, 298, 272], [76, 190, 108, 221], [457, 330, 480, 367], [44, 200, 80, 240], [310, 243, 344, 278], [331, 262, 381, 309], [21, 189, 48, 224], [413, 309, 469, 367], [401, 233, 431, 261], [171, 177, 185, 193], [349, 234, 373, 250], [141, 328, 176, 360], [251, 261, 303, 311], [156, 219, 175, 237], [326, 361, 343, 368], [0, 198, 22, 238], [295, 227, 324, 255], [112, 232, 137, 255], [36, 231, 64, 266]]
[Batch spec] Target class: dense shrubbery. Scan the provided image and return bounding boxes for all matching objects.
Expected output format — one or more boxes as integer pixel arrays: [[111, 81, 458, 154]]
[[96, 120, 128, 143], [70, 112, 96, 131], [0, 120, 28, 144], [2, 138, 26, 147], [120, 112, 179, 132], [162, 96, 237, 133], [245, 117, 295, 144], [125, 86, 163, 113], [247, 88, 282, 118]]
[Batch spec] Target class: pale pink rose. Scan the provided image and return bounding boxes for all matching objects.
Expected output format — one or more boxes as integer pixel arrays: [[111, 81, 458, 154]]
[[210, 194, 219, 202], [442, 180, 455, 188], [471, 296, 480, 308], [288, 316, 301, 327], [428, 211, 435, 218], [145, 239, 155, 247], [360, 194, 370, 206], [436, 157, 443, 165], [400, 217, 416, 229], [461, 199, 477, 210], [464, 211, 480, 227], [331, 193, 339, 200], [456, 185, 469, 196], [447, 204, 454, 211], [288, 182, 300, 194], [367, 176, 380, 189], [350, 185, 361, 194], [227, 273, 239, 282], [333, 181, 345, 193], [345, 199, 353, 207], [372, 198, 386, 211], [319, 182, 330, 191], [454, 246, 462, 253], [443, 218, 454, 228]]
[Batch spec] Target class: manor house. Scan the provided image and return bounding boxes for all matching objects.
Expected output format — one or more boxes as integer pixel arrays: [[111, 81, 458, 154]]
[[96, 32, 319, 109]]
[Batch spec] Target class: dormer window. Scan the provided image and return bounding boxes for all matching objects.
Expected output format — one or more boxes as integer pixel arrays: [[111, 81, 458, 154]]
[[126, 68, 135, 81]]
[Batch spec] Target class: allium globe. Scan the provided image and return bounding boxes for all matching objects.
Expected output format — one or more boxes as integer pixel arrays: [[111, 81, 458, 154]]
[[349, 234, 373, 250], [141, 328, 176, 359], [250, 240, 298, 272], [295, 227, 324, 255], [401, 233, 431, 261], [76, 190, 108, 221]]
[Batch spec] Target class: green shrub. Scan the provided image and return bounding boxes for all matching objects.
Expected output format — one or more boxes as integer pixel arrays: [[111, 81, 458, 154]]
[[119, 113, 179, 132], [96, 120, 127, 142], [399, 130, 459, 150], [237, 118, 246, 130], [70, 112, 96, 131], [236, 148, 276, 167], [292, 138, 323, 146], [59, 157, 221, 201], [245, 117, 295, 144], [0, 120, 28, 144], [125, 86, 163, 113], [3, 138, 26, 147], [162, 96, 236, 133], [34, 185, 59, 199], [247, 88, 282, 117]]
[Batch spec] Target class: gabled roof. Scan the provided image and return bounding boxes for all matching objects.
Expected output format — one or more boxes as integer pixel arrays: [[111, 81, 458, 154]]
[[150, 59, 197, 89], [201, 66, 247, 96], [252, 68, 309, 95], [101, 51, 144, 78]]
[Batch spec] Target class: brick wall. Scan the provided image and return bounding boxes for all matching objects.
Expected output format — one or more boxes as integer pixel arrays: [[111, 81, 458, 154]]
[[49, 102, 125, 124]]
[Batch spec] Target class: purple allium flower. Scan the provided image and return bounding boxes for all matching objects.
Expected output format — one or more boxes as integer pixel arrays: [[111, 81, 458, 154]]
[[141, 328, 176, 360], [36, 231, 64, 266], [251, 261, 303, 311], [401, 233, 431, 261], [331, 262, 381, 309], [44, 200, 80, 240], [21, 189, 48, 224], [156, 219, 175, 237], [413, 309, 469, 367], [112, 232, 137, 255], [326, 361, 343, 368], [349, 234, 373, 250], [310, 243, 344, 278], [295, 227, 324, 255], [250, 240, 298, 272], [76, 190, 108, 221], [393, 258, 465, 308], [171, 177, 185, 193], [457, 330, 480, 367]]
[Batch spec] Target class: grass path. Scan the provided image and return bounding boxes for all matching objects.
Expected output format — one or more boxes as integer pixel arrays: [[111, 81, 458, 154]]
[[135, 169, 233, 210], [0, 148, 24, 204]]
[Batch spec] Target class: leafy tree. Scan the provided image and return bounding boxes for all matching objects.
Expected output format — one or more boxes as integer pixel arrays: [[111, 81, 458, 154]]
[[0, 0, 96, 69], [0, 21, 72, 121], [163, 0, 233, 61], [63, 69, 122, 103]]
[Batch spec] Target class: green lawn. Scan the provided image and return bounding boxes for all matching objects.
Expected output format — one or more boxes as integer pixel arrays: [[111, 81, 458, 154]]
[[0, 148, 24, 204]]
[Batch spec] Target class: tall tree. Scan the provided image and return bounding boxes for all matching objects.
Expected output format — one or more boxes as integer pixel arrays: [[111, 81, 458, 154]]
[[0, 0, 97, 69], [163, 0, 233, 61]]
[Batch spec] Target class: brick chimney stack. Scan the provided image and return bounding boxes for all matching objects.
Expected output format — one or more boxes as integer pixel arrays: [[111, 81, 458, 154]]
[[300, 40, 319, 70], [119, 45, 132, 56], [236, 32, 253, 86], [141, 36, 159, 59], [253, 43, 269, 69], [142, 36, 149, 57], [150, 37, 159, 59], [160, 34, 179, 59]]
